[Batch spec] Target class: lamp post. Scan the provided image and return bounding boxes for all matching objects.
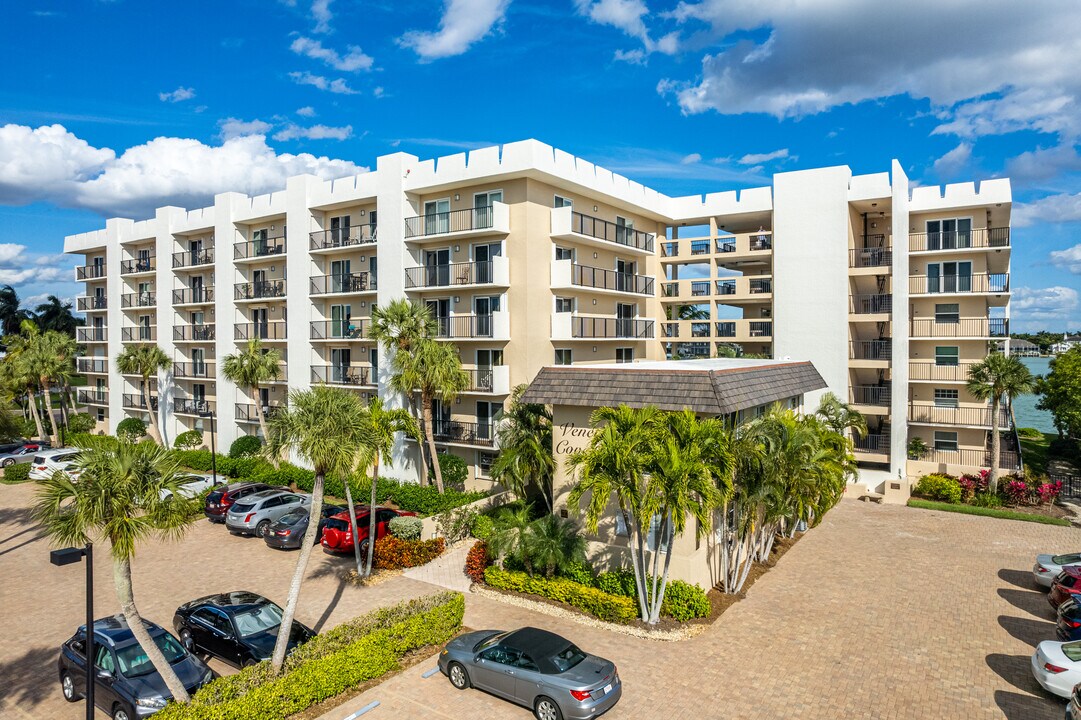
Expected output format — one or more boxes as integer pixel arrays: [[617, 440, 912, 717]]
[[51, 544, 94, 720], [199, 409, 217, 481]]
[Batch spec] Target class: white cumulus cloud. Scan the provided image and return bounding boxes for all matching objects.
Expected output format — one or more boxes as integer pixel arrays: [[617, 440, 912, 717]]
[[1014, 192, 1081, 227], [290, 37, 373, 72], [296, 106, 317, 117], [218, 118, 274, 140], [737, 148, 789, 165], [0, 124, 114, 205], [288, 71, 357, 94], [311, 0, 333, 33], [1049, 245, 1081, 274], [399, 0, 510, 60], [931, 142, 972, 179], [158, 87, 196, 103], [680, 153, 701, 164], [1012, 285, 1080, 330], [272, 124, 352, 141]]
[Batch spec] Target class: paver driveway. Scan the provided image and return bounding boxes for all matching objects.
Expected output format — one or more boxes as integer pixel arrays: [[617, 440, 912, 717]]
[[0, 478, 1074, 720]]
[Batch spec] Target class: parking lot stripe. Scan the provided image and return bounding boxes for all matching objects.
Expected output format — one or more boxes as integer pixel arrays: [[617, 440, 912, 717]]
[[342, 701, 379, 719], [421, 667, 440, 678]]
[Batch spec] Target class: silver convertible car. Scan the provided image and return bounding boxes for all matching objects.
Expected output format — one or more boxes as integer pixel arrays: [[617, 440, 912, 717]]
[[438, 627, 621, 720]]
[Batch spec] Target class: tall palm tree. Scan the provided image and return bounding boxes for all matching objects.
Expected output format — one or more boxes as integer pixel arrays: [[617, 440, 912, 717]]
[[34, 295, 79, 336], [221, 338, 282, 450], [491, 385, 555, 512], [263, 386, 366, 674], [487, 505, 536, 574], [814, 392, 868, 440], [2, 322, 47, 440], [0, 284, 30, 338], [967, 352, 1035, 491], [115, 344, 171, 444], [32, 437, 199, 703], [22, 330, 75, 446]]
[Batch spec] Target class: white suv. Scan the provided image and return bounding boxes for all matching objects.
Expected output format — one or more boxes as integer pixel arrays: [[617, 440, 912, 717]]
[[28, 449, 81, 481]]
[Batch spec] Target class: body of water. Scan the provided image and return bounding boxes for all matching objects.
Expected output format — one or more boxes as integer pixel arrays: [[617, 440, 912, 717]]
[[1014, 356, 1054, 433]]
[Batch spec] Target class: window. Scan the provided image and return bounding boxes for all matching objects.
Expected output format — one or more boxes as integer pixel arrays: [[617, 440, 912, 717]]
[[478, 451, 496, 477], [555, 246, 575, 261], [934, 303, 959, 323], [555, 349, 572, 365], [616, 347, 634, 363], [934, 431, 958, 451], [96, 408, 105, 422], [934, 389, 959, 407], [935, 346, 959, 366], [555, 297, 574, 313], [193, 607, 231, 634], [554, 195, 572, 208], [479, 647, 518, 665]]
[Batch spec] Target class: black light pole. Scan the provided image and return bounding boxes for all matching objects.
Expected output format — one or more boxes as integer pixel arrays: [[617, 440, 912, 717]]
[[200, 410, 217, 480], [51, 544, 94, 720]]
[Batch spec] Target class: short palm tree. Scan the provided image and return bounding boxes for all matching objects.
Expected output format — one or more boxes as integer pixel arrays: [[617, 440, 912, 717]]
[[263, 386, 367, 674], [487, 505, 535, 574], [814, 392, 868, 440], [221, 338, 282, 450], [527, 515, 587, 579], [115, 344, 171, 444], [967, 352, 1035, 490], [32, 437, 199, 703], [491, 385, 555, 512]]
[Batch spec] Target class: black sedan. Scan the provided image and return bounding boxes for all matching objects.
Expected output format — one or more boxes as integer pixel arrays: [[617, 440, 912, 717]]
[[263, 504, 346, 550], [172, 592, 314, 668]]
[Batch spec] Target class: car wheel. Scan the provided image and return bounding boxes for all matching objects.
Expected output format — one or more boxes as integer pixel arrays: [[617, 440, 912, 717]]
[[242, 658, 258, 668], [2, 458, 14, 467], [180, 628, 194, 652], [534, 696, 563, 720], [359, 539, 370, 560], [60, 671, 79, 702], [256, 520, 271, 538], [113, 704, 132, 720], [448, 662, 470, 690]]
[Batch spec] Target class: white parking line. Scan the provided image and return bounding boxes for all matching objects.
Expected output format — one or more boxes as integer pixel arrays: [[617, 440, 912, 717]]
[[341, 701, 380, 719], [421, 667, 440, 678]]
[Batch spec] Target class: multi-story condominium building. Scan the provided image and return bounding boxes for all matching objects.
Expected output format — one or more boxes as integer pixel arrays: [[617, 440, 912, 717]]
[[65, 141, 1012, 495]]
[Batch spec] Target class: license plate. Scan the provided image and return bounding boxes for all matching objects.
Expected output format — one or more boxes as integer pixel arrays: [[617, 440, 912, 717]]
[[603, 683, 612, 694]]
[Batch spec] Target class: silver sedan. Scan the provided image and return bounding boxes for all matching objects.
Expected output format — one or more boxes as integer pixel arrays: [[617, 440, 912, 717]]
[[225, 490, 311, 538], [439, 627, 621, 720], [1035, 553, 1081, 589]]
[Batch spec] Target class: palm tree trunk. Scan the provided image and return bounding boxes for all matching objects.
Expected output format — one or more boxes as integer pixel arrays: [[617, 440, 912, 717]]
[[422, 394, 444, 493], [253, 383, 280, 468], [271, 471, 324, 674], [409, 397, 429, 485], [344, 479, 364, 578], [41, 379, 59, 447], [27, 387, 45, 441], [114, 557, 190, 702], [625, 511, 650, 622], [989, 395, 1002, 493], [65, 380, 77, 413], [649, 520, 676, 624], [365, 453, 380, 577], [141, 376, 161, 444]]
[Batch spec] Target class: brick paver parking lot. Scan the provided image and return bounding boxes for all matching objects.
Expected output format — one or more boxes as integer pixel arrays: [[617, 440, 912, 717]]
[[0, 479, 1074, 720]]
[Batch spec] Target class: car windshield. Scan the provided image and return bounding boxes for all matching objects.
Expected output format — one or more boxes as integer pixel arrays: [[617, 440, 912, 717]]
[[1054, 554, 1081, 566], [549, 644, 586, 673], [323, 518, 348, 532], [116, 633, 187, 677], [1064, 576, 1078, 589], [279, 510, 307, 524], [1064, 642, 1081, 662], [233, 603, 284, 638], [474, 631, 510, 653], [207, 491, 224, 504], [231, 502, 255, 514]]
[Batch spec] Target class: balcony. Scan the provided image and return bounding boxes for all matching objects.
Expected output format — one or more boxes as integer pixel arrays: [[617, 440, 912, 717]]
[[462, 365, 511, 395], [850, 294, 893, 315], [311, 365, 375, 387], [310, 319, 370, 341], [310, 272, 377, 295], [310, 223, 377, 251], [849, 340, 892, 361], [432, 312, 510, 341], [235, 403, 287, 423], [909, 273, 1010, 295], [123, 393, 158, 411], [909, 362, 976, 383], [234, 233, 286, 261], [550, 207, 653, 255], [172, 248, 214, 269], [173, 288, 214, 305], [909, 227, 1010, 252], [850, 243, 893, 269], [850, 385, 891, 409], [553, 315, 655, 340], [714, 277, 773, 300], [662, 232, 772, 262], [174, 362, 215, 379], [234, 280, 286, 301], [406, 258, 510, 290], [77, 327, 107, 343], [77, 389, 108, 406], [175, 398, 214, 416], [661, 280, 711, 298], [908, 402, 1012, 429], [120, 256, 156, 276], [431, 419, 496, 448], [121, 326, 156, 342], [173, 324, 215, 342], [918, 447, 1021, 471], [121, 292, 156, 309], [714, 320, 773, 340], [77, 296, 107, 312], [550, 260, 654, 296], [853, 433, 890, 457], [77, 358, 108, 374], [910, 317, 1009, 338], [235, 322, 287, 341], [405, 204, 509, 242], [76, 264, 107, 281]]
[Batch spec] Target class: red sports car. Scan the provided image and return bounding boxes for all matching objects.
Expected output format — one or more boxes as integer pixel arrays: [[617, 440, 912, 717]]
[[1049, 567, 1081, 610], [320, 506, 417, 556]]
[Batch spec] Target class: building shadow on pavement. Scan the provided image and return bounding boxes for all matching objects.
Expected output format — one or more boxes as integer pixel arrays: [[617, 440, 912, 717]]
[[994, 689, 1064, 720], [0, 646, 61, 712], [999, 568, 1039, 591], [999, 587, 1058, 620], [999, 615, 1057, 647]]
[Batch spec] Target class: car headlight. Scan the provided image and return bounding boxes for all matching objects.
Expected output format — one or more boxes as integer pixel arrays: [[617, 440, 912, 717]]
[[135, 696, 167, 709], [202, 668, 215, 683], [441, 649, 448, 655]]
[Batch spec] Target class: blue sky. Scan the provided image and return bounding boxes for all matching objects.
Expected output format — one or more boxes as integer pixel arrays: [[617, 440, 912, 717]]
[[1, 0, 1079, 331]]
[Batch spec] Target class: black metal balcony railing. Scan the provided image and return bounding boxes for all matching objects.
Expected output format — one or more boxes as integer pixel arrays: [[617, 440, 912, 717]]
[[920, 447, 1021, 471], [121, 292, 156, 308], [571, 317, 655, 339], [77, 389, 108, 405], [77, 264, 106, 281], [661, 242, 679, 257], [311, 273, 376, 294], [909, 273, 1010, 295], [749, 234, 772, 251], [749, 321, 773, 337], [850, 245, 893, 268], [463, 368, 496, 392], [850, 385, 891, 406], [174, 362, 214, 379], [77, 327, 107, 342], [120, 256, 156, 275], [570, 265, 654, 295], [662, 282, 678, 298], [172, 248, 214, 268], [850, 340, 892, 360], [909, 362, 975, 382], [715, 322, 735, 338], [235, 280, 286, 300], [749, 278, 773, 294], [173, 324, 215, 342], [909, 227, 1010, 252], [173, 287, 214, 305], [910, 318, 1009, 338], [690, 240, 710, 256], [851, 294, 893, 314], [234, 234, 286, 260], [566, 212, 654, 253], [853, 433, 889, 454], [432, 315, 499, 340], [310, 319, 369, 341], [310, 223, 377, 250], [432, 419, 495, 447], [77, 358, 108, 374], [691, 322, 711, 338], [908, 403, 1012, 428], [717, 281, 735, 295], [235, 403, 286, 422], [311, 365, 373, 386], [122, 326, 157, 342], [405, 260, 501, 289], [235, 322, 287, 341], [77, 296, 108, 311], [405, 206, 495, 239], [122, 393, 158, 411], [175, 398, 213, 415]]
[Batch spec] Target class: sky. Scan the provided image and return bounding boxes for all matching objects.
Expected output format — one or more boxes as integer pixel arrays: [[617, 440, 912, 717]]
[[0, 0, 1079, 332]]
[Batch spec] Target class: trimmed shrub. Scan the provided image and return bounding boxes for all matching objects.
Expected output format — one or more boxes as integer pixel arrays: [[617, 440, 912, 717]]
[[3, 462, 31, 483], [971, 492, 1003, 508], [116, 418, 146, 442], [660, 579, 711, 621], [373, 535, 446, 570], [560, 561, 595, 587], [173, 429, 203, 450], [484, 567, 638, 624], [174, 449, 216, 473], [1001, 478, 1032, 506], [465, 540, 490, 584], [66, 413, 96, 434], [913, 473, 962, 504], [380, 480, 487, 516], [388, 516, 422, 540], [595, 569, 638, 597], [430, 452, 468, 491], [1038, 480, 1064, 505], [436, 505, 479, 543], [471, 513, 495, 541], [229, 435, 263, 458]]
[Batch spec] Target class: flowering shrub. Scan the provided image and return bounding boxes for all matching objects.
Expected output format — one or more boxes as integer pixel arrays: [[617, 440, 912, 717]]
[[373, 535, 445, 570], [1001, 479, 1031, 506], [957, 473, 989, 502], [1038, 481, 1064, 505], [465, 540, 490, 584]]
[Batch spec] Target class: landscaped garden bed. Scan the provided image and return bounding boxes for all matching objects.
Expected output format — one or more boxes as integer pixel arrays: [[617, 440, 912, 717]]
[[907, 469, 1074, 526]]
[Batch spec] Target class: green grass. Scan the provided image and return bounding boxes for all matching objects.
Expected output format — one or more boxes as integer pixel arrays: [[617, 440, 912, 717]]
[[907, 498, 1072, 526], [1019, 428, 1054, 475]]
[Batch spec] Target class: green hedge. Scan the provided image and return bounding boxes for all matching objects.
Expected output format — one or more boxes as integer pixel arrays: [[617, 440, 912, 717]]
[[377, 479, 487, 516], [484, 567, 638, 624], [1, 462, 31, 483], [156, 591, 464, 720], [907, 498, 1072, 526], [912, 473, 962, 504]]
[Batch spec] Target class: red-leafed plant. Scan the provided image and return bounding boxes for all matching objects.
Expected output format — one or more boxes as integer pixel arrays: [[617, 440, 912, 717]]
[[465, 540, 491, 585], [373, 535, 446, 570], [1038, 481, 1063, 506]]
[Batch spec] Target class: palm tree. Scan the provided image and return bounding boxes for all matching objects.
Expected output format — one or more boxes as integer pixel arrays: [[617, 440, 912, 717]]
[[527, 515, 587, 579], [0, 284, 30, 338], [34, 295, 79, 336], [221, 338, 282, 450], [22, 330, 75, 446], [815, 392, 868, 440], [487, 505, 536, 574], [32, 437, 199, 703], [2, 322, 47, 440], [967, 352, 1035, 491], [263, 386, 366, 674], [491, 385, 555, 512], [115, 344, 171, 444]]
